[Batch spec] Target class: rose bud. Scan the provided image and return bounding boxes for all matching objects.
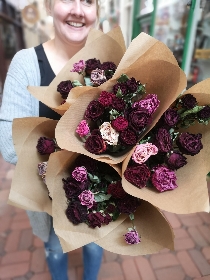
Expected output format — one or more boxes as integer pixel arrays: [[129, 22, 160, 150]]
[[124, 164, 150, 189], [176, 132, 203, 156], [66, 201, 88, 225], [85, 134, 107, 155], [90, 68, 107, 86], [36, 137, 56, 155], [87, 212, 104, 228], [57, 80, 73, 99], [85, 100, 104, 121], [151, 165, 177, 192], [197, 106, 210, 120], [164, 108, 180, 127], [181, 94, 197, 109], [126, 77, 139, 93], [166, 152, 187, 170], [85, 58, 101, 75], [124, 229, 141, 245]]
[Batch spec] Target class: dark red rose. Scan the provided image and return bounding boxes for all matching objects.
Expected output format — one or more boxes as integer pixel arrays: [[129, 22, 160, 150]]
[[119, 129, 137, 146], [57, 80, 73, 99], [113, 83, 128, 95], [65, 201, 88, 225], [155, 128, 172, 153], [101, 61, 117, 71], [105, 204, 116, 214], [36, 137, 56, 155], [87, 212, 104, 228], [98, 91, 115, 107], [85, 100, 104, 121], [111, 116, 128, 132], [85, 58, 101, 75], [166, 152, 187, 170], [124, 164, 150, 188], [116, 195, 140, 214], [103, 213, 112, 225], [164, 108, 180, 127], [85, 134, 107, 154], [181, 94, 197, 109], [74, 155, 97, 172], [126, 77, 138, 93], [107, 181, 127, 199], [62, 177, 89, 198], [129, 108, 152, 132], [197, 106, 210, 120], [112, 96, 126, 112], [176, 132, 203, 156]]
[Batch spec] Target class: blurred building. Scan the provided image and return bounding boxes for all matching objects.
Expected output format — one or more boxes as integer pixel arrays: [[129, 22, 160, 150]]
[[135, 0, 210, 86]]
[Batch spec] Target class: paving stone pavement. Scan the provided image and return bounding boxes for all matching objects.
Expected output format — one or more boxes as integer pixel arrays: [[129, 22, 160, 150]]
[[0, 154, 210, 280]]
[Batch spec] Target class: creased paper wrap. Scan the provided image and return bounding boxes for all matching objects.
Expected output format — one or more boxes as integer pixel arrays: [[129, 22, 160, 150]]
[[122, 79, 210, 214], [8, 117, 57, 215], [28, 27, 126, 115], [55, 32, 187, 164], [46, 150, 174, 255]]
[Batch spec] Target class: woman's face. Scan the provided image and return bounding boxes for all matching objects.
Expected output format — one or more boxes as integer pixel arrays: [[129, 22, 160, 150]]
[[51, 0, 97, 45]]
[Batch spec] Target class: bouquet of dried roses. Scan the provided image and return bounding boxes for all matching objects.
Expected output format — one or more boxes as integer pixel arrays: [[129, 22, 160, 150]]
[[8, 117, 58, 215], [122, 78, 210, 214], [62, 154, 141, 245], [57, 58, 117, 105], [55, 32, 186, 164], [28, 27, 126, 115], [45, 150, 174, 255], [75, 74, 160, 156]]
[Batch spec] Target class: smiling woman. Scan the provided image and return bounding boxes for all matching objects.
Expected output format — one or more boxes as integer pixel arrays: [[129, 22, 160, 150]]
[[0, 0, 104, 279]]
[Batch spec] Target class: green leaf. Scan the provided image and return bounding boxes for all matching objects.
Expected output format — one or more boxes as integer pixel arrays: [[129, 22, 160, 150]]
[[116, 88, 123, 98], [129, 213, 134, 220], [104, 175, 114, 183], [112, 211, 120, 221], [180, 106, 204, 118], [88, 173, 101, 183], [136, 84, 146, 94], [84, 77, 93, 86], [94, 193, 112, 202], [117, 74, 129, 83], [72, 80, 83, 87]]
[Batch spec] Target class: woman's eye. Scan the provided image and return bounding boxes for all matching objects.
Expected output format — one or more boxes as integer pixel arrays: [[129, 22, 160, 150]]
[[81, 0, 93, 6]]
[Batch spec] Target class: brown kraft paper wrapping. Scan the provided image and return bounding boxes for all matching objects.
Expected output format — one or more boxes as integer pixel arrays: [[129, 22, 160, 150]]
[[8, 117, 58, 215], [27, 27, 126, 115], [122, 79, 210, 214], [46, 150, 174, 255], [55, 32, 187, 164]]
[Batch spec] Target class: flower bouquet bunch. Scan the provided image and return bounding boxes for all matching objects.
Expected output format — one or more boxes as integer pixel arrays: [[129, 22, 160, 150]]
[[8, 117, 59, 214], [75, 74, 160, 156], [122, 78, 210, 214], [57, 58, 117, 105], [28, 27, 126, 115], [55, 32, 186, 164], [62, 154, 141, 244], [45, 150, 174, 255]]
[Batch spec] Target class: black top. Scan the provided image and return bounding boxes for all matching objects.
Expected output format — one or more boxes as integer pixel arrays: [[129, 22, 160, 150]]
[[34, 44, 61, 120]]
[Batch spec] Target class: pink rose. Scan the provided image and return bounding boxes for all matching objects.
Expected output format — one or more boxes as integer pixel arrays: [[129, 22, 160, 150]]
[[132, 143, 158, 164], [71, 60, 86, 74], [124, 229, 141, 245], [76, 120, 90, 137], [72, 167, 87, 182], [78, 190, 95, 209], [133, 94, 160, 115], [151, 165, 177, 192]]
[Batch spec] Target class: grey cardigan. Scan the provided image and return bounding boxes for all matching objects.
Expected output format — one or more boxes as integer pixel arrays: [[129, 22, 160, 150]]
[[0, 48, 51, 242]]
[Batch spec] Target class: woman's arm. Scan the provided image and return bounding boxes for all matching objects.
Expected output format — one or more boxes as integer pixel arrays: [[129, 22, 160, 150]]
[[0, 49, 40, 164]]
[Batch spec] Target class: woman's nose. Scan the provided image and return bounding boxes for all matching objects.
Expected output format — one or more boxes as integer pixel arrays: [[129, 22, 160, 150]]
[[70, 0, 84, 17]]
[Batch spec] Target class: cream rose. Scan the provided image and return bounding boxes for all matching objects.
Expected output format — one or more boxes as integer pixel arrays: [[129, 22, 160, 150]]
[[99, 122, 119, 146]]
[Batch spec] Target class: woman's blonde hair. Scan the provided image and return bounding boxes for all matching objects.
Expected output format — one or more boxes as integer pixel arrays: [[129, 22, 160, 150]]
[[44, 0, 100, 19]]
